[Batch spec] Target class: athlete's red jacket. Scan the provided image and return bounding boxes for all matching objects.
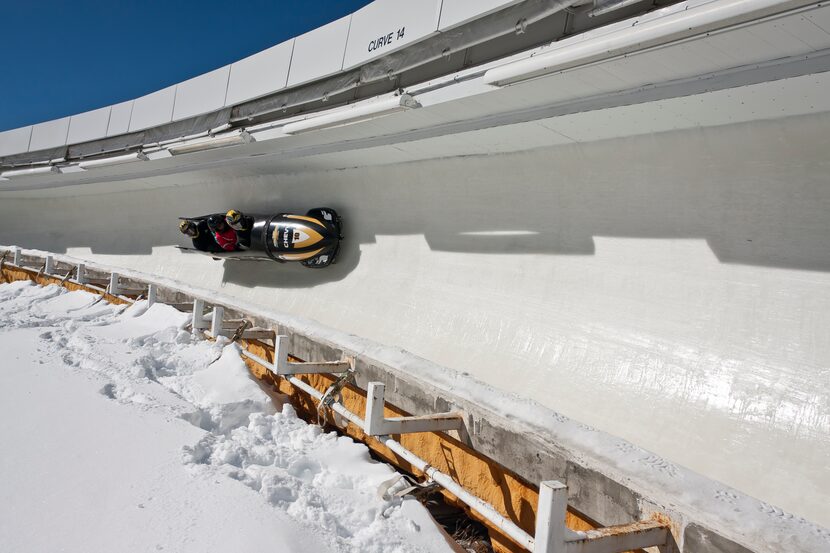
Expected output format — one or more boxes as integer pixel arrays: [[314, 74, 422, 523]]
[[212, 227, 239, 251]]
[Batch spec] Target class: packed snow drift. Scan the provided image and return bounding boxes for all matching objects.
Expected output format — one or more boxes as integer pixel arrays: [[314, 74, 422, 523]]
[[0, 281, 454, 553]]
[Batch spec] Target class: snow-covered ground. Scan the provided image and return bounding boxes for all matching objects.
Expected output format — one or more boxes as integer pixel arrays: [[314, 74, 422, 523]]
[[0, 280, 456, 553]]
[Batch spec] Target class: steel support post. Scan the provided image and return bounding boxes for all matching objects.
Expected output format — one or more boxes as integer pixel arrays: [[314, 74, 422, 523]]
[[364, 382, 463, 436], [191, 299, 209, 330], [271, 334, 352, 375], [107, 273, 120, 296], [211, 306, 225, 337]]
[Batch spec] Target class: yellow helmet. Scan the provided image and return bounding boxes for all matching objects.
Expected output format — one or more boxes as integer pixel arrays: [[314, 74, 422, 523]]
[[226, 209, 242, 225], [178, 220, 198, 237]]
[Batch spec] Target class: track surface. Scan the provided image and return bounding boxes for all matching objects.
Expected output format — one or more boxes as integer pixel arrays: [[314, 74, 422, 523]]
[[1, 112, 828, 527]]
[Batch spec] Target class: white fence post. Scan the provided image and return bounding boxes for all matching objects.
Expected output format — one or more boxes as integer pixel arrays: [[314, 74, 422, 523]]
[[273, 335, 291, 373], [267, 334, 352, 375], [365, 382, 389, 436], [534, 481, 568, 553], [44, 255, 54, 275], [107, 273, 120, 295], [191, 299, 209, 330], [76, 263, 86, 284], [211, 306, 225, 337], [12, 247, 21, 266], [363, 381, 463, 436], [240, 335, 352, 374], [147, 284, 157, 307]]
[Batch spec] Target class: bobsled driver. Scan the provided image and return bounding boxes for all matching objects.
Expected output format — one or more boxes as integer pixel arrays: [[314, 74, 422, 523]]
[[225, 209, 253, 232], [178, 219, 224, 253], [206, 214, 240, 251]]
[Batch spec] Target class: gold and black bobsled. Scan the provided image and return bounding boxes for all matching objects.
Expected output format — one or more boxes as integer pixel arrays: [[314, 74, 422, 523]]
[[178, 208, 342, 268]]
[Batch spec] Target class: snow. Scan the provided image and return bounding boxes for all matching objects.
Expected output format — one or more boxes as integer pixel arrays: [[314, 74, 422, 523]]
[[0, 281, 455, 553]]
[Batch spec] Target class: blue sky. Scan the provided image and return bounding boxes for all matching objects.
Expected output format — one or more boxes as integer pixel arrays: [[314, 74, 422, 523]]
[[0, 0, 372, 131]]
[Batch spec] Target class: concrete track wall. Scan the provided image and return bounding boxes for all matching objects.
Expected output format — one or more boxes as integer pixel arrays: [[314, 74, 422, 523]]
[[1, 111, 828, 528]]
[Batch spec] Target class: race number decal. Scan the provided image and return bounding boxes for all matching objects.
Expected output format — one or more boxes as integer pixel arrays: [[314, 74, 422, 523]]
[[272, 225, 295, 249]]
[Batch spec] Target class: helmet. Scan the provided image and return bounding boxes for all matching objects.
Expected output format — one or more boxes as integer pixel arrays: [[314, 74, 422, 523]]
[[226, 209, 242, 225], [207, 214, 226, 231], [179, 220, 198, 237]]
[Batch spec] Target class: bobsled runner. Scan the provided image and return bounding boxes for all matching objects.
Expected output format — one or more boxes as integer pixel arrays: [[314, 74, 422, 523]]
[[178, 207, 342, 268]]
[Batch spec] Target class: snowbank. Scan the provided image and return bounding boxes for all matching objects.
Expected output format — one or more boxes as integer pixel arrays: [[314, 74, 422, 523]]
[[0, 282, 454, 553]]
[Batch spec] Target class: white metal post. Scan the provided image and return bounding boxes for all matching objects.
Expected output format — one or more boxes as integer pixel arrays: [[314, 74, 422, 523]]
[[534, 481, 568, 553], [273, 334, 291, 373], [211, 306, 225, 337], [363, 381, 463, 436], [12, 247, 21, 266], [147, 284, 157, 306], [365, 382, 389, 436], [270, 334, 352, 375], [44, 255, 54, 275], [191, 299, 209, 330], [108, 273, 120, 295], [76, 263, 86, 284]]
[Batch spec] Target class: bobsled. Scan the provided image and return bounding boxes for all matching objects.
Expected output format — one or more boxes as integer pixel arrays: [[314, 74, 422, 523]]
[[178, 207, 342, 268]]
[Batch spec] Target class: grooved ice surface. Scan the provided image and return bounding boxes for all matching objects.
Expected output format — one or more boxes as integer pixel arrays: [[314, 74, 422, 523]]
[[3, 114, 824, 528], [0, 281, 453, 553]]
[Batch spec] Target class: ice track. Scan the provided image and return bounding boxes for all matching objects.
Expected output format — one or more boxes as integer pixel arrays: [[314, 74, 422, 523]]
[[1, 112, 828, 526]]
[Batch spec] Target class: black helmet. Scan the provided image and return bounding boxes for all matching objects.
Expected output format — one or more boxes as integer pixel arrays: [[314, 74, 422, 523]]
[[207, 214, 226, 231], [179, 220, 198, 237]]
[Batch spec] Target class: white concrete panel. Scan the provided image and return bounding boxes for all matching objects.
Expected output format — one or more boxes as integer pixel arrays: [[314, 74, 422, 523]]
[[306, 144, 417, 168], [536, 72, 830, 143], [172, 66, 231, 121], [487, 70, 606, 111], [670, 72, 830, 127], [806, 4, 830, 33], [753, 18, 823, 53], [0, 126, 33, 156], [343, 0, 441, 69], [560, 65, 627, 93], [67, 107, 111, 144], [594, 51, 681, 87], [128, 86, 176, 132], [29, 117, 70, 152], [401, 120, 572, 158], [107, 101, 134, 137], [773, 13, 830, 50], [225, 40, 294, 106], [539, 102, 695, 142], [438, 0, 521, 30], [286, 16, 351, 87], [652, 41, 731, 77], [708, 28, 790, 66]]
